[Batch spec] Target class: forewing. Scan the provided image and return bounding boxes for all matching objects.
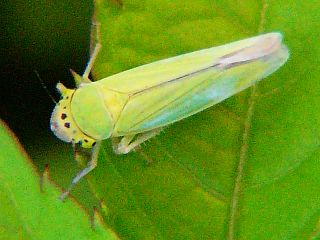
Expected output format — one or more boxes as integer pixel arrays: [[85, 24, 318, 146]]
[[100, 33, 285, 94], [108, 33, 289, 135]]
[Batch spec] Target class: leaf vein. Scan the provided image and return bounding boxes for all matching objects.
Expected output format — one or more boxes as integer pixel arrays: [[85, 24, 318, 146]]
[[99, 147, 165, 239], [0, 177, 34, 239], [309, 217, 320, 240], [153, 139, 228, 203], [247, 144, 320, 190], [227, 1, 269, 239], [227, 86, 258, 240]]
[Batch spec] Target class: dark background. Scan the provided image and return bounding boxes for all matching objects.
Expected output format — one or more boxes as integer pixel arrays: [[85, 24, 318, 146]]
[[1, 1, 94, 151]]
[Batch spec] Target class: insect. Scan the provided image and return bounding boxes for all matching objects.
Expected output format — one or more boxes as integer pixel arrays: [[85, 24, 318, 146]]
[[50, 22, 289, 200]]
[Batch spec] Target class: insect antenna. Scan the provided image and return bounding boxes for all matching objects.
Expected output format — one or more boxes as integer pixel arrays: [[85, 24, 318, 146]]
[[34, 70, 57, 104]]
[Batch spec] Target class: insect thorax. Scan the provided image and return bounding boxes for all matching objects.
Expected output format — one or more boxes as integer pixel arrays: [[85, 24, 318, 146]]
[[50, 83, 96, 148]]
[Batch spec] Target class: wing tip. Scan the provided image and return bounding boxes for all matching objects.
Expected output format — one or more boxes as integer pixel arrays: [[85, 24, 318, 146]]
[[262, 32, 290, 65], [217, 32, 289, 69]]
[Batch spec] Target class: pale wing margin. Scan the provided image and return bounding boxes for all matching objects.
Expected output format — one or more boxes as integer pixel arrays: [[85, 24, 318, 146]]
[[112, 33, 289, 136]]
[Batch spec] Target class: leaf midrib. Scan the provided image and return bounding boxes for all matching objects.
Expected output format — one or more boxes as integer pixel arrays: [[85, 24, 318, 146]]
[[227, 1, 269, 239]]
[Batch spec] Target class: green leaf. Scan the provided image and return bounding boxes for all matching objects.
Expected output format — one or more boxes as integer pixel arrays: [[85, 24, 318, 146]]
[[0, 121, 119, 240], [85, 0, 320, 239]]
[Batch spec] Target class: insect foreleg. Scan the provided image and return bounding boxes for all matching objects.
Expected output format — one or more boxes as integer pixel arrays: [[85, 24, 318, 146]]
[[60, 141, 101, 201], [112, 128, 162, 154], [82, 3, 102, 80]]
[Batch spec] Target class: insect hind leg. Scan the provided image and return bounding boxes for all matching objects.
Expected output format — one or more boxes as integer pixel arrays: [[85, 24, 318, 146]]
[[112, 128, 162, 154]]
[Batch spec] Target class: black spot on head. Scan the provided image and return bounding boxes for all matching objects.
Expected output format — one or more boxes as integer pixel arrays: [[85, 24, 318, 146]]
[[63, 106, 66, 109], [66, 96, 69, 100], [61, 113, 67, 120], [64, 122, 70, 128], [92, 142, 96, 147], [84, 139, 88, 143]]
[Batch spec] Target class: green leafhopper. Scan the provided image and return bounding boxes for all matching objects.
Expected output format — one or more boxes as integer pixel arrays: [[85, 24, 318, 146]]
[[50, 22, 289, 199]]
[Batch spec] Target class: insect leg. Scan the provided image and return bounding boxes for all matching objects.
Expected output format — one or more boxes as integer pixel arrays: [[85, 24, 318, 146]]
[[82, 1, 102, 80], [114, 128, 162, 154], [60, 141, 101, 201], [112, 134, 135, 154]]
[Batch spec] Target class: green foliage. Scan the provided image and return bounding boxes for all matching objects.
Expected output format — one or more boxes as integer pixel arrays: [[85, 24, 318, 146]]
[[2, 0, 320, 239], [88, 0, 320, 239], [0, 121, 118, 240]]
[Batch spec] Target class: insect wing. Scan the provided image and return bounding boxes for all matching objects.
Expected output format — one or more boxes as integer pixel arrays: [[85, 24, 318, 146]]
[[100, 33, 289, 135]]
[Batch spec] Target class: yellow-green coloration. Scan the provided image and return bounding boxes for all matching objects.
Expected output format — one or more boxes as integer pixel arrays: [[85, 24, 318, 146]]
[[50, 83, 97, 148], [50, 31, 289, 200], [71, 84, 114, 140]]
